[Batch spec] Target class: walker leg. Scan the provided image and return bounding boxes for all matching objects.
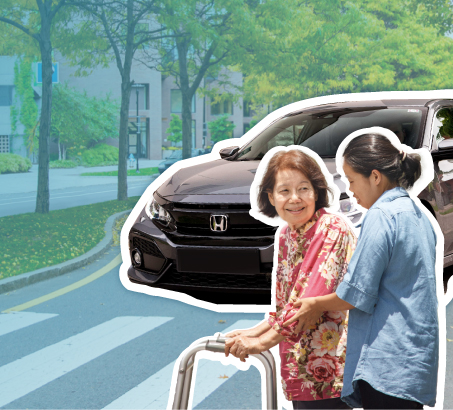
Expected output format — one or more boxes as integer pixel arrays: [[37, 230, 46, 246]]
[[180, 355, 195, 409]]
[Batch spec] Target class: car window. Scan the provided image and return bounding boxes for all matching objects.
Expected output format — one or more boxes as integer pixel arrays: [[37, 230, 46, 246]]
[[235, 107, 425, 160], [434, 107, 453, 142]]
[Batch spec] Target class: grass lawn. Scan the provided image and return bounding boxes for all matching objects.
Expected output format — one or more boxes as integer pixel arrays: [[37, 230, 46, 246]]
[[0, 197, 139, 279], [81, 167, 158, 177]]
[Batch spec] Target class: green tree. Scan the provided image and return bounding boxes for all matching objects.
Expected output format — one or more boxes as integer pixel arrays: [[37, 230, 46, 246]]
[[243, 0, 453, 109], [67, 0, 173, 200], [0, 0, 71, 213], [10, 58, 39, 157], [166, 114, 182, 145], [51, 83, 119, 159], [208, 114, 235, 143], [148, 0, 286, 159]]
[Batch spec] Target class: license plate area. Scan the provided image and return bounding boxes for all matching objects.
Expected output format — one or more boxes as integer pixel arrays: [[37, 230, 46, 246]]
[[177, 248, 260, 274]]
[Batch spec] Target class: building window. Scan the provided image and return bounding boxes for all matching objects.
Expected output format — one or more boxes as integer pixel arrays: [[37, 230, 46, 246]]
[[0, 86, 13, 106], [211, 99, 233, 115], [0, 135, 10, 153], [37, 62, 59, 83], [243, 123, 251, 134], [129, 84, 148, 111], [243, 100, 255, 117], [171, 90, 195, 113]]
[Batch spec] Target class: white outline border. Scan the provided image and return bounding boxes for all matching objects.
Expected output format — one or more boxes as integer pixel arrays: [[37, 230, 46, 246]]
[[336, 126, 445, 410], [118, 90, 450, 409]]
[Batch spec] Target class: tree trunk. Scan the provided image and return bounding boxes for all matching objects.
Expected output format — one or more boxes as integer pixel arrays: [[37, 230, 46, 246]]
[[176, 38, 192, 160], [35, 15, 52, 213], [117, 77, 131, 200], [181, 89, 192, 159], [116, 0, 135, 201]]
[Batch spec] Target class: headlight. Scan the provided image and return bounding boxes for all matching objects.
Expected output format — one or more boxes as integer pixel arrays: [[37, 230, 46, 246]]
[[145, 198, 172, 225]]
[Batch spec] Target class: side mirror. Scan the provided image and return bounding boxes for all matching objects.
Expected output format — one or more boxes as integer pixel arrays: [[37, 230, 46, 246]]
[[438, 139, 453, 150], [219, 146, 239, 159]]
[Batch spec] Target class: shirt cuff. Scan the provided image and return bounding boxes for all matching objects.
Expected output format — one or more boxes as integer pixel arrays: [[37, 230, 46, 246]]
[[336, 280, 378, 315], [267, 311, 297, 338]]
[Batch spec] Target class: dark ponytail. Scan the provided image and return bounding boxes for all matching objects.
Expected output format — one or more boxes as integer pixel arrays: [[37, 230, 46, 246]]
[[343, 134, 421, 189]]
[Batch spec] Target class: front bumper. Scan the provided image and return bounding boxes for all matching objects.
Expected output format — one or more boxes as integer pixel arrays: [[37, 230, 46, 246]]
[[127, 210, 274, 293]]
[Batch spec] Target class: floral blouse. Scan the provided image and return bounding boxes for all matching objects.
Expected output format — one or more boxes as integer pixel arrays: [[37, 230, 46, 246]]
[[268, 209, 357, 402]]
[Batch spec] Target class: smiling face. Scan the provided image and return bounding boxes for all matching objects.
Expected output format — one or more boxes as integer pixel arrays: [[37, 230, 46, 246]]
[[268, 168, 317, 230], [342, 162, 383, 209]]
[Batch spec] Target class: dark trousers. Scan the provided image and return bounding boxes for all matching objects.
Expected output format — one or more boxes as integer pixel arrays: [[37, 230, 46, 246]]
[[293, 397, 351, 409], [358, 380, 423, 409]]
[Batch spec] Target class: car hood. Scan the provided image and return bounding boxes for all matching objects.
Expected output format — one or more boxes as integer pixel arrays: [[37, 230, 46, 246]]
[[157, 158, 346, 203]]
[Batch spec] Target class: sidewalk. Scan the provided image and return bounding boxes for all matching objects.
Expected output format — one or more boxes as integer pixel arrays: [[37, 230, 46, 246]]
[[0, 160, 162, 195]]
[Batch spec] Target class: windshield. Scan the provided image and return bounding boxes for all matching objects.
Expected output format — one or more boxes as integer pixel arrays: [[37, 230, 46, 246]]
[[235, 107, 425, 160]]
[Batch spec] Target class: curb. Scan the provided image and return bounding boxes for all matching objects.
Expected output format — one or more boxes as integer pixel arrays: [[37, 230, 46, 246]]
[[0, 210, 131, 295]]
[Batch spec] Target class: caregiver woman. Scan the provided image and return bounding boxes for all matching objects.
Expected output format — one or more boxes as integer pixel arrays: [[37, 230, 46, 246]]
[[285, 134, 439, 409], [224, 149, 357, 409]]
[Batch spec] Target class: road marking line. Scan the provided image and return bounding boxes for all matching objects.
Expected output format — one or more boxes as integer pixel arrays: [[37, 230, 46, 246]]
[[103, 319, 262, 409], [2, 254, 122, 313], [0, 312, 58, 337], [0, 316, 173, 408]]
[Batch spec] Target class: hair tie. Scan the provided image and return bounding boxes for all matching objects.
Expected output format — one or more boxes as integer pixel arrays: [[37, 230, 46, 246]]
[[400, 150, 407, 161]]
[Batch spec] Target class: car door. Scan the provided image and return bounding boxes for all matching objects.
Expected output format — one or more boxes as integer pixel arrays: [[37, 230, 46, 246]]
[[426, 102, 453, 265]]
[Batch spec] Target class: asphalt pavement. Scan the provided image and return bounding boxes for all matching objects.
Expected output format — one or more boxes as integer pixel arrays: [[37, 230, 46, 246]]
[[0, 247, 267, 409], [0, 161, 161, 217]]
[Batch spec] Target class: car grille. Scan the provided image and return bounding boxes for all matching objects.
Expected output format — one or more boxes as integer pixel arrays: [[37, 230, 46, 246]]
[[159, 268, 271, 290], [167, 202, 276, 245], [132, 237, 164, 258]]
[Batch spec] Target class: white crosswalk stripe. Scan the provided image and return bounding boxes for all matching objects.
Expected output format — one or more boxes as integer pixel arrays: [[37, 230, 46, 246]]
[[0, 312, 58, 337], [103, 319, 263, 409], [0, 316, 172, 408]]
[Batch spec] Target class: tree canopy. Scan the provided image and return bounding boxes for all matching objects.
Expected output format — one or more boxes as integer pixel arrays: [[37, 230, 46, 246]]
[[51, 83, 119, 159], [242, 0, 453, 109]]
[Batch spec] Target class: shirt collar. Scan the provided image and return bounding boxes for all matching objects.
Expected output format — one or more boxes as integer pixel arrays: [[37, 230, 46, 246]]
[[288, 208, 325, 238], [370, 186, 409, 210]]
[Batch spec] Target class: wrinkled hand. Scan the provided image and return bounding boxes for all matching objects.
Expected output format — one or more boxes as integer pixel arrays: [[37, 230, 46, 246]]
[[225, 329, 246, 338], [224, 336, 262, 362], [225, 328, 258, 338], [283, 297, 324, 333]]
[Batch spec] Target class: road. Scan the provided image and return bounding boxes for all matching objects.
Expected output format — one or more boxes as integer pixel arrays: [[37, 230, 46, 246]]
[[0, 162, 160, 217], [1, 247, 452, 409], [0, 247, 269, 409], [0, 181, 153, 217]]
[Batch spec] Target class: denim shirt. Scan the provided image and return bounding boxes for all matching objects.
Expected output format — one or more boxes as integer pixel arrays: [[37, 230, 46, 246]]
[[336, 187, 439, 407]]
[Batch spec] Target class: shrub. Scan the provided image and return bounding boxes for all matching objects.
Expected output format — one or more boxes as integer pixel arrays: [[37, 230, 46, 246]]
[[208, 115, 236, 143], [0, 153, 32, 174], [81, 144, 119, 167], [49, 159, 78, 169]]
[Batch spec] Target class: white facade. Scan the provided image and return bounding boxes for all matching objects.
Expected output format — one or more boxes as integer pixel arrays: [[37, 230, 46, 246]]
[[1, 54, 251, 161]]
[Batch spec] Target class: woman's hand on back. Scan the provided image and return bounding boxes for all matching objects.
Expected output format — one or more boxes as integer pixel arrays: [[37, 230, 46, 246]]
[[283, 297, 324, 333]]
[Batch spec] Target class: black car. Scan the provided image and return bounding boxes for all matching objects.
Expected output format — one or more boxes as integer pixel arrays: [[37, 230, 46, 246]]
[[128, 92, 453, 300]]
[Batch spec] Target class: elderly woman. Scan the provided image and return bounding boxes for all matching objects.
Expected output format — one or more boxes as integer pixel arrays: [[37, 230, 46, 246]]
[[225, 148, 357, 409]]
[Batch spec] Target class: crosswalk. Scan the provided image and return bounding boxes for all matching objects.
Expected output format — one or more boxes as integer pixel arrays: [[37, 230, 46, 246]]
[[0, 312, 263, 409]]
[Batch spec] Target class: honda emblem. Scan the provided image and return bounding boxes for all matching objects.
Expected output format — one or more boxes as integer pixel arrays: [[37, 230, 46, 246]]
[[210, 214, 228, 232]]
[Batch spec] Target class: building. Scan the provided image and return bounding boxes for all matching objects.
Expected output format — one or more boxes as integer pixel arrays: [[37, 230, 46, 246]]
[[0, 55, 252, 162]]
